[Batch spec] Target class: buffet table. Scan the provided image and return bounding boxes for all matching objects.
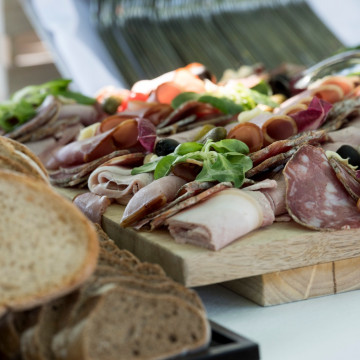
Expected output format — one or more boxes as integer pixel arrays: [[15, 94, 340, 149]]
[[22, 1, 360, 359]]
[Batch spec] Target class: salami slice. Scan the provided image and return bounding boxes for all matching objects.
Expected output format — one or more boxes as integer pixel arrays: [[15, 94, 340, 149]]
[[283, 145, 360, 230]]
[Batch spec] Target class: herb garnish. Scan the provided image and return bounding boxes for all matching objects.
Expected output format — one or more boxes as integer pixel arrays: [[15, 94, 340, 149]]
[[132, 139, 252, 188]]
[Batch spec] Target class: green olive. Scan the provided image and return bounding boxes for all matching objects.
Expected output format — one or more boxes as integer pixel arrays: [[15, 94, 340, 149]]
[[102, 96, 122, 115], [154, 138, 180, 156], [193, 124, 215, 141], [198, 127, 227, 144]]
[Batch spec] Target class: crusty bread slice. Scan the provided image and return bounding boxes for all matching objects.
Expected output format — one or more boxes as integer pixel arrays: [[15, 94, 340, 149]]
[[52, 286, 210, 360], [0, 170, 99, 312], [0, 136, 48, 182], [21, 291, 80, 360], [0, 307, 41, 360], [86, 276, 205, 311]]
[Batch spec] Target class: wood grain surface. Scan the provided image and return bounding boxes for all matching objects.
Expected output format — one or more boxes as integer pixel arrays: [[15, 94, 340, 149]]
[[223, 257, 360, 306], [57, 187, 360, 291]]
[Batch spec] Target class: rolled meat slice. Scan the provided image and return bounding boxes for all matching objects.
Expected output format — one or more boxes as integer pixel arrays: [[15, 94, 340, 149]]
[[227, 112, 297, 152], [166, 188, 274, 251], [88, 164, 153, 205], [283, 145, 360, 230]]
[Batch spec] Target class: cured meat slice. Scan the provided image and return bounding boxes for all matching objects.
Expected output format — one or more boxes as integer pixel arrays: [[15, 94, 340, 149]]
[[226, 112, 297, 152], [6, 96, 59, 140], [323, 126, 360, 152], [73, 192, 112, 224], [283, 145, 360, 230], [328, 157, 360, 201], [88, 162, 153, 205], [320, 97, 360, 131], [257, 172, 287, 216], [148, 182, 232, 230], [249, 130, 328, 166], [120, 175, 187, 227], [246, 146, 299, 178], [48, 150, 131, 187], [166, 188, 274, 251]]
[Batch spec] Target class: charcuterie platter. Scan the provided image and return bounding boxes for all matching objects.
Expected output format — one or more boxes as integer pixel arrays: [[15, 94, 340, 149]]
[[56, 186, 360, 306], [3, 55, 360, 307]]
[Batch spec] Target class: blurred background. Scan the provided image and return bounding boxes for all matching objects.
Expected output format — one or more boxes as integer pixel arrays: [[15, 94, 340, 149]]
[[0, 0, 359, 101]]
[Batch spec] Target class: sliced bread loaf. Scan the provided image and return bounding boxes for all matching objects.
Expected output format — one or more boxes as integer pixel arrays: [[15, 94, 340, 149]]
[[52, 286, 210, 360], [0, 170, 99, 312], [0, 136, 48, 182]]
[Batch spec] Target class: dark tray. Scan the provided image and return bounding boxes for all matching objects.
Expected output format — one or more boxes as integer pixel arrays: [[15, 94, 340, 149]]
[[172, 320, 260, 360]]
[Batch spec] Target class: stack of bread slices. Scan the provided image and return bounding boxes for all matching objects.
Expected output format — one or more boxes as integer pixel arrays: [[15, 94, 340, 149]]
[[0, 136, 210, 360]]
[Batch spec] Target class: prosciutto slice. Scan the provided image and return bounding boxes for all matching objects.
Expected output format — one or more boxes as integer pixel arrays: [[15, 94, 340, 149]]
[[166, 188, 275, 251], [283, 145, 360, 230]]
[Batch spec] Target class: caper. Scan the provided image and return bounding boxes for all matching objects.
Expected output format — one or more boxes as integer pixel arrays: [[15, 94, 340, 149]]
[[336, 145, 360, 168], [198, 127, 227, 144], [154, 138, 180, 156], [102, 96, 122, 115]]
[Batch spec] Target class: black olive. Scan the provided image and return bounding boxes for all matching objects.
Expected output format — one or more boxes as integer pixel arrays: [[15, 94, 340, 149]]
[[336, 145, 360, 168], [269, 74, 291, 98], [154, 139, 180, 156]]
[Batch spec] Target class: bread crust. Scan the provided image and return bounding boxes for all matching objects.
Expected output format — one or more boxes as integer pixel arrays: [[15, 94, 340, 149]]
[[1, 137, 48, 178], [0, 170, 99, 312]]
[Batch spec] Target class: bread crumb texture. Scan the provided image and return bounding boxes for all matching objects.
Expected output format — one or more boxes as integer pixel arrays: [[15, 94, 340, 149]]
[[0, 173, 90, 306]]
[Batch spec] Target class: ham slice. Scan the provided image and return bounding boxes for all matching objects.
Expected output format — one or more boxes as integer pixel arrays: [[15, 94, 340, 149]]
[[283, 145, 360, 230], [88, 165, 153, 205], [166, 188, 275, 251], [73, 192, 112, 224]]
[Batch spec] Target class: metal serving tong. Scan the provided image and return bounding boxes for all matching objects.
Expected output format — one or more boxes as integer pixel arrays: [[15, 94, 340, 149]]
[[292, 50, 360, 90]]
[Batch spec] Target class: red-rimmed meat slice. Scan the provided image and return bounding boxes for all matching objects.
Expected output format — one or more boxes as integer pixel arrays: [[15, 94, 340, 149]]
[[226, 112, 298, 152], [283, 145, 360, 230], [120, 175, 187, 227]]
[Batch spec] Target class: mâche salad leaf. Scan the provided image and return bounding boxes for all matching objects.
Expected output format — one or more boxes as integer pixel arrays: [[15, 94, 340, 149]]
[[132, 138, 253, 188], [0, 79, 96, 133]]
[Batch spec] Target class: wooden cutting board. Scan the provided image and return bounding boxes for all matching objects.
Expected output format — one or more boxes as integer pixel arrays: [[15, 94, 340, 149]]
[[57, 187, 360, 306]]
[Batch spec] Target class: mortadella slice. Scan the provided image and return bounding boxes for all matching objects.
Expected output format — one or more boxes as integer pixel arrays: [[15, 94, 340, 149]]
[[283, 145, 360, 230], [166, 188, 274, 251]]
